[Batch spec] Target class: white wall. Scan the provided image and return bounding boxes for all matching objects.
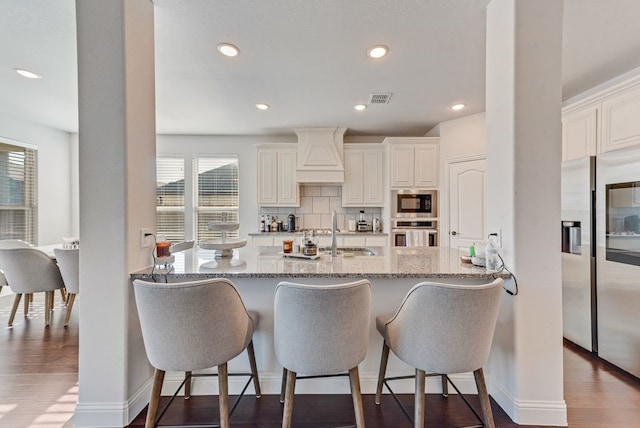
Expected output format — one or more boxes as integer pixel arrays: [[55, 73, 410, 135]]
[[0, 114, 73, 245]]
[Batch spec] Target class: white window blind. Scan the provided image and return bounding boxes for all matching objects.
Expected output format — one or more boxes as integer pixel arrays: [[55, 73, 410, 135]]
[[194, 156, 239, 241], [0, 143, 37, 244], [156, 157, 185, 242]]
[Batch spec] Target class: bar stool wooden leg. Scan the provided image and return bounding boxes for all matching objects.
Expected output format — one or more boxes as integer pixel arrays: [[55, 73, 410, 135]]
[[8, 294, 22, 326], [349, 366, 365, 428], [415, 369, 425, 428], [44, 291, 52, 326], [24, 293, 30, 316], [282, 369, 296, 428], [64, 293, 76, 327], [184, 371, 191, 399], [280, 368, 287, 403], [60, 287, 67, 304], [247, 340, 261, 398], [474, 367, 496, 428], [146, 369, 164, 428], [375, 342, 390, 404], [441, 374, 449, 397], [218, 363, 229, 428]]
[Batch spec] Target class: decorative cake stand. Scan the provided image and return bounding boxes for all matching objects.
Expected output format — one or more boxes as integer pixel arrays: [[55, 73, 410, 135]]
[[198, 220, 247, 258]]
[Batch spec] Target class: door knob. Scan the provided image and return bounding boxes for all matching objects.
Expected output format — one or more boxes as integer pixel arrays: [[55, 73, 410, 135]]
[[451, 231, 458, 236]]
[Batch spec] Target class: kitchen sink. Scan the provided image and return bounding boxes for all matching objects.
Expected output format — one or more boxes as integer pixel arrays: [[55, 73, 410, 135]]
[[319, 247, 379, 256]]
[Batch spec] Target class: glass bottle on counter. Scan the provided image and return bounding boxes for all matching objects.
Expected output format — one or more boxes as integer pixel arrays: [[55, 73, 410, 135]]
[[271, 216, 278, 232], [260, 215, 265, 232]]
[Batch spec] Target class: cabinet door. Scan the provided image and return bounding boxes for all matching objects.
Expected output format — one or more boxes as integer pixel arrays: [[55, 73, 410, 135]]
[[363, 150, 384, 205], [342, 150, 365, 205], [414, 144, 438, 188], [342, 236, 366, 247], [562, 106, 598, 160], [251, 236, 274, 247], [365, 236, 387, 247], [601, 85, 640, 152], [277, 150, 299, 206], [390, 145, 415, 188], [257, 150, 278, 205]]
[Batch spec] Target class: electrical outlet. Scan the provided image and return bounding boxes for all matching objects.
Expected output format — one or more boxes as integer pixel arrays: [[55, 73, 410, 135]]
[[140, 228, 153, 248], [489, 228, 502, 248]]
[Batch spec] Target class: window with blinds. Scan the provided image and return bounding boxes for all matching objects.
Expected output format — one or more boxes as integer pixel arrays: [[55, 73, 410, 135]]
[[195, 156, 239, 241], [0, 143, 37, 244], [156, 155, 239, 243], [156, 157, 185, 242]]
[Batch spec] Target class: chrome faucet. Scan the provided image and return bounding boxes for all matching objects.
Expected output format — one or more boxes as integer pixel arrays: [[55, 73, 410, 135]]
[[331, 210, 337, 257]]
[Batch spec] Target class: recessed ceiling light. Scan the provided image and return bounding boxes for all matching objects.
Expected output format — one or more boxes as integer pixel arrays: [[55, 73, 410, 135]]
[[451, 103, 466, 111], [367, 45, 388, 59], [255, 103, 270, 110], [217, 43, 239, 57], [354, 104, 367, 111], [14, 68, 41, 79]]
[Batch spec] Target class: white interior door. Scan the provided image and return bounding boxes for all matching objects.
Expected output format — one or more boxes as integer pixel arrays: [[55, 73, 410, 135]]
[[449, 158, 486, 251]]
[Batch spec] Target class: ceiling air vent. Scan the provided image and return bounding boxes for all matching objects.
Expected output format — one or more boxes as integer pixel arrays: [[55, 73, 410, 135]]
[[368, 92, 392, 104]]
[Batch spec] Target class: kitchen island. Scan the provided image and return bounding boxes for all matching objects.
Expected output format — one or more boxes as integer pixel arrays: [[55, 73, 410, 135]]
[[131, 246, 509, 396]]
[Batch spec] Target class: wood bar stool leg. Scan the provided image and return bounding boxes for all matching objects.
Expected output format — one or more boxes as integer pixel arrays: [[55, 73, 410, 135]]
[[474, 367, 496, 428], [280, 368, 287, 403], [218, 363, 229, 428], [247, 340, 261, 398], [64, 293, 76, 327], [44, 291, 52, 326], [441, 374, 449, 397], [282, 369, 296, 428], [146, 369, 165, 428], [349, 366, 365, 428], [375, 342, 390, 404], [8, 294, 22, 326], [415, 369, 425, 428], [60, 287, 67, 304], [24, 293, 30, 316], [184, 371, 191, 399]]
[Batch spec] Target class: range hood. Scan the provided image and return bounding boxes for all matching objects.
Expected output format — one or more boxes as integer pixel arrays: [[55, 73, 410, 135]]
[[295, 127, 346, 183]]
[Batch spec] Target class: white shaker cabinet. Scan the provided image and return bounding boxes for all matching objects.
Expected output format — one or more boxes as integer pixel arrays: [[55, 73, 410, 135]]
[[387, 138, 439, 189], [257, 144, 300, 207], [562, 105, 598, 161], [601, 84, 640, 153], [342, 144, 385, 206]]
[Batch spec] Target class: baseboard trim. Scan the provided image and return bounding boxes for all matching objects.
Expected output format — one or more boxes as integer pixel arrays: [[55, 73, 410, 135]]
[[72, 376, 153, 427], [490, 377, 568, 426]]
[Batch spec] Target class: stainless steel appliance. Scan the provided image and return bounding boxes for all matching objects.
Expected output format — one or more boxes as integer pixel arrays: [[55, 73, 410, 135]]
[[561, 156, 596, 352], [596, 147, 640, 378], [391, 219, 438, 247], [562, 149, 640, 378], [392, 189, 437, 218]]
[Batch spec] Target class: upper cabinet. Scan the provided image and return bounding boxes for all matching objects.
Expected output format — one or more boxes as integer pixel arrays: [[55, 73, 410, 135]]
[[562, 75, 640, 158], [562, 105, 598, 161], [601, 84, 640, 153], [386, 138, 439, 189], [342, 144, 385, 206], [256, 144, 300, 207]]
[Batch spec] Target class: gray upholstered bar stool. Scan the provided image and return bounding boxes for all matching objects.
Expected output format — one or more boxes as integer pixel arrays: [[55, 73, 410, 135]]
[[374, 278, 504, 428], [274, 279, 371, 428], [133, 278, 261, 428], [0, 247, 65, 327]]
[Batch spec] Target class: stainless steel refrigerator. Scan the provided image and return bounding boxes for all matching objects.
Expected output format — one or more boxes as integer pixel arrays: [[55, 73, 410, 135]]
[[596, 147, 640, 378], [561, 156, 597, 352], [562, 148, 640, 377]]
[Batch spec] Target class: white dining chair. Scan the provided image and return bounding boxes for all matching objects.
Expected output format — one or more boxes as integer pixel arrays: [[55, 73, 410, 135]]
[[53, 248, 79, 327], [0, 247, 66, 327]]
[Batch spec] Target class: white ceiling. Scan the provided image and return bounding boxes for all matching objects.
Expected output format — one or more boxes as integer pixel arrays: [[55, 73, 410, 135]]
[[2, 0, 640, 137]]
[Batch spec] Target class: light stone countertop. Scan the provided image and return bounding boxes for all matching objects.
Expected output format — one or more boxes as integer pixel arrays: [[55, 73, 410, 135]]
[[131, 245, 508, 280]]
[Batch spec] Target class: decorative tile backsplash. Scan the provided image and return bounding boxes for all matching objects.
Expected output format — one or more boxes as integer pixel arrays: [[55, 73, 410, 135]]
[[259, 185, 382, 231]]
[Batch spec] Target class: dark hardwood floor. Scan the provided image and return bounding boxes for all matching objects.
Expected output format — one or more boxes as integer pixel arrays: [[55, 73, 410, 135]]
[[1, 292, 639, 427]]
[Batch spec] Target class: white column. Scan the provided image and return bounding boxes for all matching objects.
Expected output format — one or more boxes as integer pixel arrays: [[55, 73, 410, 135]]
[[74, 1, 157, 426], [486, 0, 566, 425]]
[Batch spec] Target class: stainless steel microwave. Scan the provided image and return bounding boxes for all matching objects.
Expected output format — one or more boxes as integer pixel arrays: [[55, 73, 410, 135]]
[[391, 189, 437, 218]]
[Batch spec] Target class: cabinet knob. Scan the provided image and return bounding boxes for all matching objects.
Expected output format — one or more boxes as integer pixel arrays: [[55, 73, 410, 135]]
[[451, 231, 458, 236]]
